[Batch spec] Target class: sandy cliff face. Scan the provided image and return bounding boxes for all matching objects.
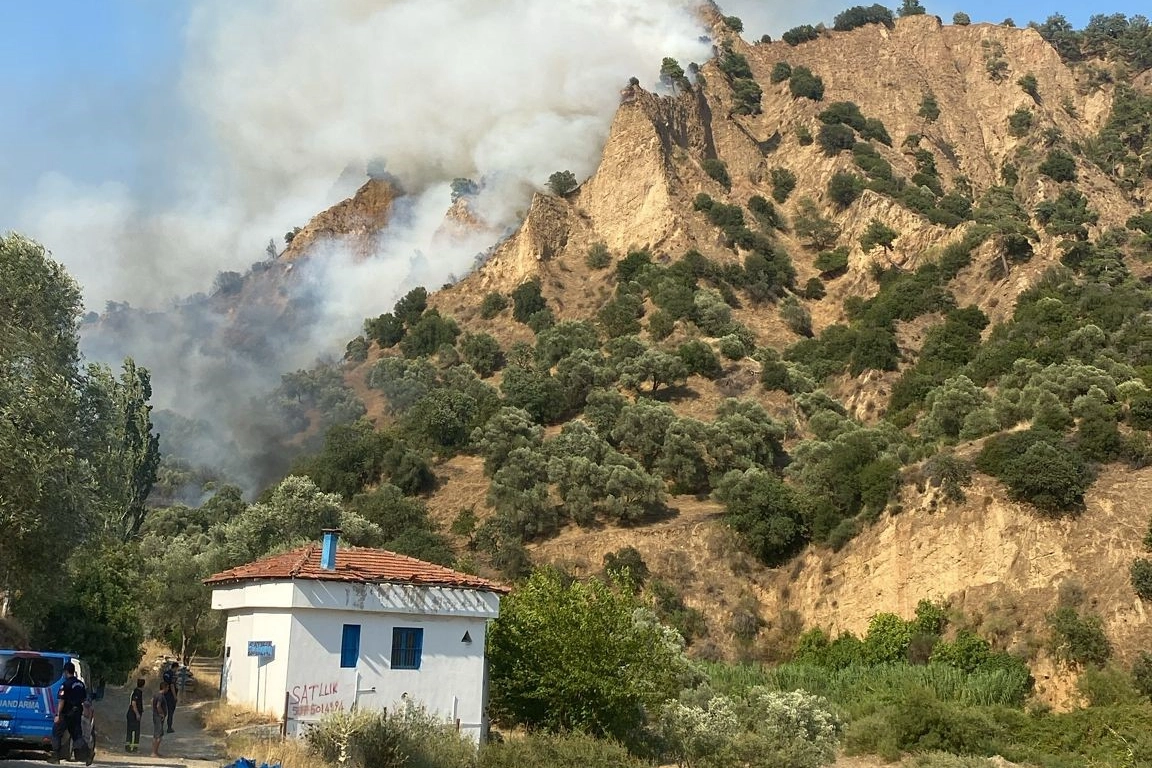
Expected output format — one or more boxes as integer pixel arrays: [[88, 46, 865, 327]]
[[280, 15, 1152, 682]]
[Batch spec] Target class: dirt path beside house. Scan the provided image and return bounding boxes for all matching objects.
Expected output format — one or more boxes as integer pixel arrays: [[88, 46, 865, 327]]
[[90, 659, 226, 768]]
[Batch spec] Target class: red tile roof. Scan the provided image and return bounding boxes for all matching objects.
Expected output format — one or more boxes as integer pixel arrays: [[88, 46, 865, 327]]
[[204, 544, 509, 593]]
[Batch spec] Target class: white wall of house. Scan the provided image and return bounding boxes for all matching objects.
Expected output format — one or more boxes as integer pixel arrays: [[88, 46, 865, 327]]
[[219, 609, 293, 715], [212, 579, 500, 741]]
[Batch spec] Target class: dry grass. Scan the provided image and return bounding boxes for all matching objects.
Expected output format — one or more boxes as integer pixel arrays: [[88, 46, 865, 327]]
[[226, 732, 329, 768], [199, 701, 280, 733]]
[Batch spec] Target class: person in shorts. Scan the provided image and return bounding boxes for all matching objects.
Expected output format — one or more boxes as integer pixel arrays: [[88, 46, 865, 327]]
[[151, 681, 169, 758]]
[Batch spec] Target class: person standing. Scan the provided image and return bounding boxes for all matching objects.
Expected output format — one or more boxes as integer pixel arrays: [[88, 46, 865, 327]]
[[161, 661, 178, 733], [49, 662, 87, 764], [126, 677, 145, 752], [151, 681, 169, 758]]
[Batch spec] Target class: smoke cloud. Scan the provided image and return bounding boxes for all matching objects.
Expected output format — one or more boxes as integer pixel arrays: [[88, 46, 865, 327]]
[[13, 0, 713, 492]]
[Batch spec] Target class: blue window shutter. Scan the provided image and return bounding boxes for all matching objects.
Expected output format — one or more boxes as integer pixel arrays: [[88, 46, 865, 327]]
[[390, 628, 423, 670], [340, 625, 361, 668]]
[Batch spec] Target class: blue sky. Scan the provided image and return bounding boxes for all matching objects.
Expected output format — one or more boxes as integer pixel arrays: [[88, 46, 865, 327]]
[[0, 1, 193, 213]]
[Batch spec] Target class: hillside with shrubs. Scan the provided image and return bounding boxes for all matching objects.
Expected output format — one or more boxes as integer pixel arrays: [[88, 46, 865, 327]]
[[8, 3, 1152, 767]]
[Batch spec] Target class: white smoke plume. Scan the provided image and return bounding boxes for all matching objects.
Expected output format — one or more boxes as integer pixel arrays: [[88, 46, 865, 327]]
[[13, 0, 715, 491]]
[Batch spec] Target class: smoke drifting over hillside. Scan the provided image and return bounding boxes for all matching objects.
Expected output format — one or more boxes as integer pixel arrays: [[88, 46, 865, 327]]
[[18, 0, 712, 492]]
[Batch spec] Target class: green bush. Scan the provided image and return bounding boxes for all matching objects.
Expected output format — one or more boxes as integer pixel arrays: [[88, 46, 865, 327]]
[[365, 312, 406, 347], [548, 170, 577, 196], [1047, 606, 1112, 667], [1007, 107, 1033, 137], [511, 279, 547, 323], [1134, 652, 1152, 699], [789, 66, 825, 101], [1018, 72, 1040, 101], [818, 101, 867, 131], [770, 61, 793, 83], [1077, 663, 1145, 706], [771, 167, 798, 203], [952, 12, 971, 25], [815, 246, 850, 276], [796, 125, 814, 145], [919, 91, 941, 121], [860, 117, 892, 145], [703, 159, 732, 190], [1131, 558, 1152, 600], [586, 243, 612, 269], [307, 706, 476, 768], [782, 25, 820, 45], [828, 172, 865, 207], [804, 277, 827, 300], [833, 4, 896, 31], [817, 123, 857, 156], [480, 291, 508, 319], [732, 78, 763, 115], [1038, 149, 1078, 182], [678, 339, 722, 379]]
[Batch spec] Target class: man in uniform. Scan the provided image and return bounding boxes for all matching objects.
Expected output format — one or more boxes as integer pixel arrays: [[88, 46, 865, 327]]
[[50, 662, 87, 764]]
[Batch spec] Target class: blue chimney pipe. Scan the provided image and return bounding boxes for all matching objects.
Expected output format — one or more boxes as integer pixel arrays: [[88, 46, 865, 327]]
[[321, 529, 341, 570]]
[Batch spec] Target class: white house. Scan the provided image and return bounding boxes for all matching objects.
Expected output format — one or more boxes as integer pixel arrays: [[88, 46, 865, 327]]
[[205, 530, 507, 740]]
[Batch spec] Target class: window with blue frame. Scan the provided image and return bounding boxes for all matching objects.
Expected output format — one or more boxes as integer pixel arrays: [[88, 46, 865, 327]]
[[391, 627, 423, 670], [340, 624, 361, 668]]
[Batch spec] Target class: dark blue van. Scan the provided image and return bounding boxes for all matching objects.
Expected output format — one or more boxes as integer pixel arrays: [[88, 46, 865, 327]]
[[0, 650, 91, 754]]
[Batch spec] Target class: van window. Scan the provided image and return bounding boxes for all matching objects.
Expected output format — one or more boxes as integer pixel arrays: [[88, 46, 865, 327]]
[[0, 653, 64, 687]]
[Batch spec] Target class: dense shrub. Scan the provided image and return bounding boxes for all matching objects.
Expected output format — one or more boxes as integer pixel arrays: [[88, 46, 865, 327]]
[[818, 101, 867, 131], [833, 4, 896, 31], [789, 67, 825, 101], [732, 78, 764, 115], [1007, 107, 1033, 138], [920, 91, 941, 122], [400, 310, 460, 358], [459, 332, 503, 378], [860, 220, 898, 252], [677, 340, 723, 379], [586, 243, 612, 269], [717, 50, 753, 80], [511, 279, 547, 323], [815, 246, 851, 276], [782, 25, 821, 45], [771, 61, 793, 83], [547, 170, 577, 195], [1038, 149, 1078, 182], [828, 172, 865, 207], [364, 312, 405, 348], [817, 123, 857, 156], [1132, 558, 1152, 600], [480, 291, 509, 319], [1047, 606, 1112, 667], [702, 159, 732, 190], [771, 167, 798, 203]]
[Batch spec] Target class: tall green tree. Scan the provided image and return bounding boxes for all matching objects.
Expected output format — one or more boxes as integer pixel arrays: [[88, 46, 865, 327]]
[[0, 234, 92, 604], [488, 568, 695, 746], [83, 358, 162, 541]]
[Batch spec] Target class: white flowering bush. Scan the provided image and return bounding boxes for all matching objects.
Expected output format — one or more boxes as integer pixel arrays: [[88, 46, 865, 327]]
[[659, 695, 740, 767], [734, 688, 843, 768], [657, 687, 842, 768]]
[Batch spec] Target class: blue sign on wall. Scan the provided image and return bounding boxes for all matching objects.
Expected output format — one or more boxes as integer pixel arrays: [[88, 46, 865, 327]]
[[248, 640, 275, 658]]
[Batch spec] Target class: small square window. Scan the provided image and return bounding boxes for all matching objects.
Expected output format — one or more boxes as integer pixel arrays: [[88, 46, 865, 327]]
[[391, 628, 423, 670], [340, 624, 361, 668]]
